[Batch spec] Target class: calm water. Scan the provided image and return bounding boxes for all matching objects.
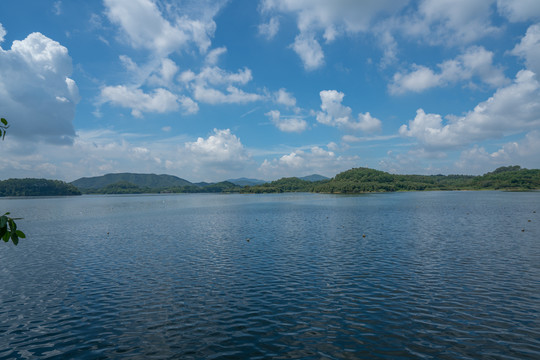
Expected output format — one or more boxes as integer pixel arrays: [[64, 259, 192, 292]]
[[1, 191, 539, 359]]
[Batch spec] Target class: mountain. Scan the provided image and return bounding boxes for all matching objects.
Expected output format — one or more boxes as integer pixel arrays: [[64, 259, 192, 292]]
[[71, 173, 193, 191], [299, 174, 329, 182], [226, 177, 266, 186]]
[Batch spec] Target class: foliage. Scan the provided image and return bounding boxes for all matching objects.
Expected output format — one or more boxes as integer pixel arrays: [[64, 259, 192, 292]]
[[81, 180, 242, 195], [470, 166, 540, 190], [1, 212, 26, 245], [1, 118, 8, 140], [242, 177, 314, 193], [241, 166, 539, 194], [1, 117, 26, 245], [0, 178, 81, 197]]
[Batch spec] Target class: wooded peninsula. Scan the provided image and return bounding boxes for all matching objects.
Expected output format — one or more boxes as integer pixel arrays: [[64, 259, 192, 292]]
[[1, 166, 539, 197]]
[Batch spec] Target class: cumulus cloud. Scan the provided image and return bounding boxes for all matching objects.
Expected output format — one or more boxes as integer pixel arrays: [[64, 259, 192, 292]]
[[399, 70, 540, 149], [104, 0, 217, 56], [511, 23, 540, 77], [266, 110, 307, 133], [0, 30, 79, 144], [259, 145, 358, 178], [390, 46, 508, 94], [316, 90, 382, 132], [259, 17, 280, 39], [260, 0, 407, 35], [497, 0, 540, 22], [456, 131, 540, 173], [0, 126, 254, 182], [273, 88, 296, 107], [146, 58, 179, 87], [100, 85, 181, 117], [185, 128, 251, 172], [426, 0, 498, 43], [180, 65, 263, 105], [258, 0, 407, 69]]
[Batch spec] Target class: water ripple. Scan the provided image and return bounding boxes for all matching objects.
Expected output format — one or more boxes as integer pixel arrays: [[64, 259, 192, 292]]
[[1, 192, 539, 359]]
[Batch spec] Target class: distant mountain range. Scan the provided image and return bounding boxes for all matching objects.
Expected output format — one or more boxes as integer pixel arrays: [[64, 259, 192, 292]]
[[3, 166, 537, 197]]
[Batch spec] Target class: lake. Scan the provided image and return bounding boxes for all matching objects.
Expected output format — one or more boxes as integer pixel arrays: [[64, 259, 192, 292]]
[[1, 191, 539, 359]]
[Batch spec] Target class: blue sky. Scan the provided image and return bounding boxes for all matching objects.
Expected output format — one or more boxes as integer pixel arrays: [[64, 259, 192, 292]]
[[1, 0, 540, 182]]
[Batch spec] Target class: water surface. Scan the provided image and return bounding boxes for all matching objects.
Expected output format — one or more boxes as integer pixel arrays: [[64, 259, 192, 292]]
[[1, 192, 539, 359]]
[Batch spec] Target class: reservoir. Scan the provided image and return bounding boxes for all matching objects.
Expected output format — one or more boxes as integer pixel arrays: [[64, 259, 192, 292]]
[[1, 191, 539, 359]]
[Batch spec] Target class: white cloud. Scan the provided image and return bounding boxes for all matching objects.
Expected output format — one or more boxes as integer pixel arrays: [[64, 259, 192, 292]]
[[356, 112, 383, 133], [266, 110, 307, 133], [260, 0, 407, 69], [196, 66, 252, 85], [185, 128, 251, 172], [273, 88, 296, 107], [291, 33, 324, 70], [456, 131, 540, 173], [104, 0, 218, 56], [399, 70, 540, 149], [259, 145, 358, 178], [179, 96, 199, 114], [316, 90, 352, 126], [205, 46, 227, 65], [100, 85, 180, 117], [408, 0, 499, 45], [180, 65, 263, 105], [0, 126, 253, 182], [0, 31, 79, 144], [511, 23, 540, 77], [0, 23, 6, 43], [390, 46, 508, 94], [193, 85, 262, 105], [316, 90, 381, 132], [261, 0, 407, 35], [497, 0, 540, 22], [146, 58, 179, 87], [259, 16, 280, 39]]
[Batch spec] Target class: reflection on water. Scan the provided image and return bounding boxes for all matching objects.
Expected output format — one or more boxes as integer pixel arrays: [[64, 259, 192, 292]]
[[1, 192, 539, 359]]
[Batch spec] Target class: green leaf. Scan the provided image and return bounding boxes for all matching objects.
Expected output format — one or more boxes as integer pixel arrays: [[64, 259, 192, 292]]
[[1, 118, 7, 125], [2, 232, 10, 242], [0, 226, 7, 239], [16, 230, 26, 239], [8, 219, 16, 232], [11, 232, 19, 245], [0, 216, 7, 228]]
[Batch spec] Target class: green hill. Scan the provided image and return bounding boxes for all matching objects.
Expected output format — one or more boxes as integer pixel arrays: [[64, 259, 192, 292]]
[[299, 174, 329, 182], [311, 166, 539, 193], [243, 177, 316, 193], [71, 173, 193, 191], [0, 178, 81, 196]]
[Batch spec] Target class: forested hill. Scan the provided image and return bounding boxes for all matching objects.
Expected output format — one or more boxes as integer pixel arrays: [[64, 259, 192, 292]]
[[2, 166, 538, 196], [0, 179, 81, 196], [243, 166, 540, 193], [71, 173, 192, 191]]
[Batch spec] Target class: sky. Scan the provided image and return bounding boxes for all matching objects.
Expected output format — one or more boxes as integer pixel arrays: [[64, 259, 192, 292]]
[[1, 0, 540, 182]]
